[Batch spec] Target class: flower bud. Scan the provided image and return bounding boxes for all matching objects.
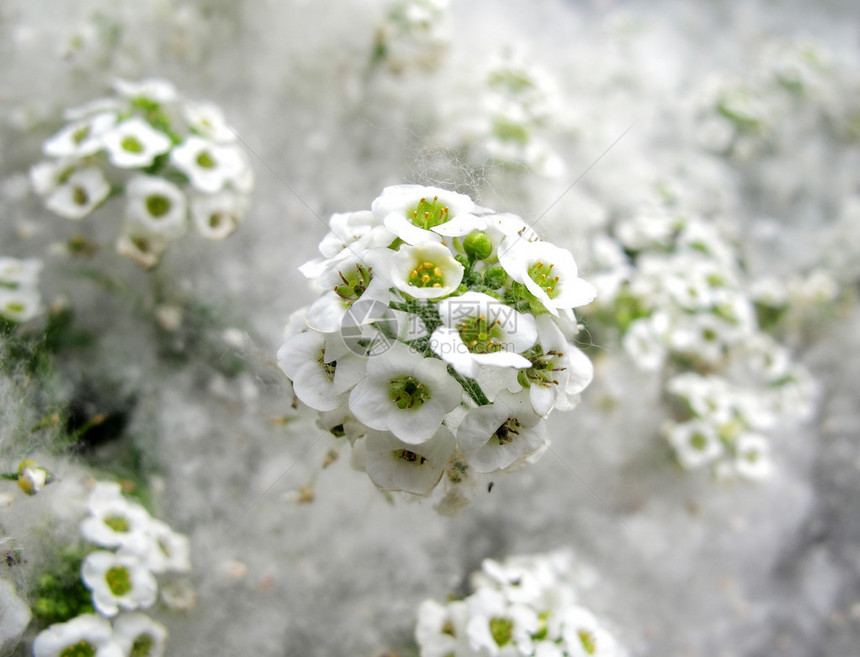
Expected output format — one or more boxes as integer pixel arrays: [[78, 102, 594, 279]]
[[463, 231, 493, 260]]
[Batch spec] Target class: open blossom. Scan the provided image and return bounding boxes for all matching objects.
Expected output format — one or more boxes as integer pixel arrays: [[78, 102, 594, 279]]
[[33, 615, 122, 657], [125, 175, 188, 239], [0, 256, 42, 323], [387, 242, 465, 300], [365, 427, 455, 495], [169, 136, 246, 193], [103, 117, 172, 169], [45, 167, 110, 220], [82, 550, 158, 617], [112, 613, 168, 657]]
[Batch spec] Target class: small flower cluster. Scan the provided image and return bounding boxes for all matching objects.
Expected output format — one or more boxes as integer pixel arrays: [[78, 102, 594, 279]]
[[585, 207, 818, 480], [0, 256, 42, 324], [33, 481, 191, 657], [373, 0, 451, 74], [444, 50, 565, 177], [279, 185, 595, 506], [31, 78, 253, 268], [416, 550, 625, 657]]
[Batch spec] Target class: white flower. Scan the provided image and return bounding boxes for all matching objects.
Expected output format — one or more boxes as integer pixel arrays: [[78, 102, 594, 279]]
[[45, 167, 110, 219], [373, 184, 485, 245], [388, 242, 464, 300], [306, 263, 390, 334], [466, 588, 540, 656], [734, 433, 773, 480], [666, 420, 724, 469], [0, 283, 41, 323], [623, 313, 670, 372], [0, 579, 30, 649], [430, 292, 537, 378], [82, 550, 158, 617], [183, 101, 235, 142], [43, 112, 116, 159], [33, 614, 122, 657], [277, 330, 365, 412], [103, 118, 172, 169], [170, 136, 245, 193], [116, 229, 170, 269], [189, 191, 248, 239], [348, 341, 462, 444], [559, 606, 621, 657], [316, 211, 395, 259], [134, 518, 192, 574], [364, 427, 455, 495], [125, 176, 187, 239], [415, 599, 471, 657], [0, 257, 42, 287], [15, 461, 52, 495], [30, 159, 75, 195], [112, 613, 168, 657], [458, 391, 545, 472], [80, 482, 153, 551], [113, 78, 178, 104], [498, 238, 596, 317]]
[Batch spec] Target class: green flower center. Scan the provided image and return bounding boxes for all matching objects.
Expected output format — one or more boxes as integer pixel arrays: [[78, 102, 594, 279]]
[[131, 633, 156, 657], [334, 264, 372, 304], [4, 301, 24, 313], [72, 125, 91, 145], [489, 616, 514, 647], [518, 345, 565, 388], [145, 194, 172, 218], [196, 150, 216, 168], [121, 135, 145, 153], [458, 315, 505, 354], [104, 514, 130, 533], [409, 260, 445, 289], [689, 432, 708, 451], [60, 641, 96, 657], [578, 629, 597, 655], [441, 620, 456, 636], [528, 260, 560, 298], [743, 449, 760, 463], [408, 196, 450, 229], [72, 186, 89, 207], [388, 375, 431, 410], [395, 449, 427, 465], [106, 565, 133, 596], [494, 418, 522, 445], [492, 117, 530, 145]]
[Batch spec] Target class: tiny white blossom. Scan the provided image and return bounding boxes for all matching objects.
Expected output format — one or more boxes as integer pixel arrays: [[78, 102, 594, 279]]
[[465, 587, 540, 656], [33, 614, 122, 657], [388, 242, 464, 300], [45, 167, 110, 219], [170, 136, 245, 193], [80, 482, 153, 551], [666, 420, 724, 469], [498, 238, 596, 317], [103, 118, 172, 169], [348, 341, 462, 444], [373, 184, 485, 245], [415, 599, 471, 657], [125, 175, 187, 239], [82, 550, 158, 617], [183, 101, 236, 142], [116, 229, 170, 269], [43, 112, 116, 159], [135, 518, 192, 574], [364, 427, 455, 495], [113, 78, 178, 104], [112, 612, 168, 657], [733, 433, 773, 480], [559, 606, 622, 657], [189, 191, 248, 239]]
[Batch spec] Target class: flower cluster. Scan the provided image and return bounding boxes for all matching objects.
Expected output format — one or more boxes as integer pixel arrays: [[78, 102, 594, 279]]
[[585, 207, 818, 480], [373, 0, 451, 74], [442, 50, 565, 177], [0, 257, 42, 324], [279, 185, 595, 505], [31, 78, 253, 268], [416, 550, 625, 657], [33, 481, 191, 657]]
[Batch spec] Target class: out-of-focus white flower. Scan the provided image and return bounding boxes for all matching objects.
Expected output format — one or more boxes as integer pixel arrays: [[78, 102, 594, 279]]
[[0, 257, 42, 323], [102, 118, 172, 169], [559, 606, 622, 657], [113, 78, 178, 104], [133, 518, 192, 575], [189, 191, 247, 239], [112, 612, 168, 657], [169, 136, 245, 193], [465, 587, 540, 656], [183, 101, 235, 142], [364, 427, 455, 495], [33, 614, 122, 657], [733, 433, 773, 480], [415, 598, 471, 657], [348, 341, 462, 444], [45, 167, 110, 219], [666, 420, 723, 469], [125, 175, 187, 239], [80, 482, 153, 551], [43, 112, 116, 159], [622, 313, 670, 372], [81, 550, 158, 617], [116, 229, 170, 270]]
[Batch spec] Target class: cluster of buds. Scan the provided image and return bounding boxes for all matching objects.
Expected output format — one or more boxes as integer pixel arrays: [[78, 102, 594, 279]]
[[416, 550, 625, 657], [32, 481, 191, 657], [279, 185, 595, 507], [31, 78, 253, 268]]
